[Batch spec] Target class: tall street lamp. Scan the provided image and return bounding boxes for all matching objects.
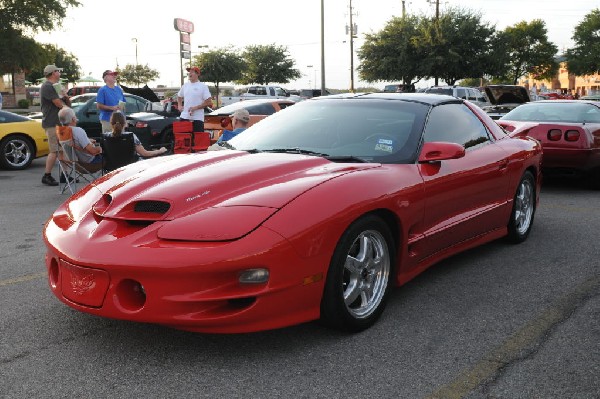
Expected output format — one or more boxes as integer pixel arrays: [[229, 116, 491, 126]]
[[132, 38, 138, 67]]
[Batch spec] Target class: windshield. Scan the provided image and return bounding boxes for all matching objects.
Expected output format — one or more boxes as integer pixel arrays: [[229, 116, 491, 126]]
[[501, 102, 600, 123], [228, 98, 428, 164]]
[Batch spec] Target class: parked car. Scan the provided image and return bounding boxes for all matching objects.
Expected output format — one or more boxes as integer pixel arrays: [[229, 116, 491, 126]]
[[299, 89, 332, 99], [0, 110, 49, 170], [29, 93, 162, 139], [126, 106, 213, 150], [482, 85, 531, 120], [383, 83, 416, 93], [43, 93, 542, 333], [580, 94, 600, 101], [204, 98, 295, 141], [498, 100, 600, 187], [66, 86, 100, 97], [421, 86, 490, 108]]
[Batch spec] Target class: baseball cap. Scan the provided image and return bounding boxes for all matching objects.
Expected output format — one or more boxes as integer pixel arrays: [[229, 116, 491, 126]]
[[102, 70, 118, 78], [230, 109, 250, 123], [186, 66, 201, 75], [43, 65, 63, 75]]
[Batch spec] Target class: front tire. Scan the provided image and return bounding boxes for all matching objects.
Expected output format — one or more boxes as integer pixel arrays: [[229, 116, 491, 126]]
[[0, 135, 35, 170], [507, 170, 536, 243], [320, 215, 395, 332]]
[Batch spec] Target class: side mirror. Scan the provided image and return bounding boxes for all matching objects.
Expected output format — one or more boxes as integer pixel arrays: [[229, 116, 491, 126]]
[[418, 141, 465, 162]]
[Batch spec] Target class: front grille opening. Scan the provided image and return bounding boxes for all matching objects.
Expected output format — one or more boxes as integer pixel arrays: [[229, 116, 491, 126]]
[[134, 201, 170, 214], [227, 297, 256, 308], [126, 220, 155, 227]]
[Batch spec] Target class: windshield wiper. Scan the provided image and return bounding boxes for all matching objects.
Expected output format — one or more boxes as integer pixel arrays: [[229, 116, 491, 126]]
[[325, 155, 368, 163], [264, 148, 330, 157], [217, 141, 236, 150]]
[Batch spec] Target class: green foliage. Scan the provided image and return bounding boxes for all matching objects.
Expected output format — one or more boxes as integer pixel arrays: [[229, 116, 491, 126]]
[[458, 78, 488, 87], [494, 20, 558, 84], [239, 44, 301, 85], [358, 15, 423, 85], [566, 9, 600, 76], [0, 0, 80, 33], [117, 64, 160, 87], [24, 44, 81, 83], [423, 8, 497, 85], [0, 0, 80, 76], [17, 98, 30, 108], [192, 47, 245, 105], [194, 47, 245, 85], [0, 28, 48, 75]]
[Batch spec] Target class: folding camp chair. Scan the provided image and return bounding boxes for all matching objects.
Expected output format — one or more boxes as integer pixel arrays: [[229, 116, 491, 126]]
[[102, 134, 138, 172], [172, 121, 210, 153], [56, 126, 104, 194]]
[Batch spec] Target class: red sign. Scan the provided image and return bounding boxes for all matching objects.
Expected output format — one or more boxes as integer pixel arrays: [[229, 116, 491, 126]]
[[174, 18, 194, 33], [180, 32, 190, 44]]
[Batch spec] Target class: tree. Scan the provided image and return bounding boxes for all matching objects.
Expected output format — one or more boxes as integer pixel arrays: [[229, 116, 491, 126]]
[[0, 0, 80, 32], [0, 0, 81, 75], [494, 20, 558, 84], [117, 64, 160, 87], [0, 28, 48, 75], [415, 8, 497, 85], [239, 44, 301, 85], [565, 8, 600, 76], [25, 44, 81, 84], [193, 47, 245, 107], [357, 15, 424, 86]]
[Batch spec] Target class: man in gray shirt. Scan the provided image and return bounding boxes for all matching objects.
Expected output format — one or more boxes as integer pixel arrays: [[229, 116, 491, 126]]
[[40, 64, 70, 186]]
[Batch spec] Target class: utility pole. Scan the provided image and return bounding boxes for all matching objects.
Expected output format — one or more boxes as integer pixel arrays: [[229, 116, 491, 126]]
[[402, 0, 406, 18], [429, 0, 440, 85], [348, 0, 356, 93], [320, 0, 326, 96]]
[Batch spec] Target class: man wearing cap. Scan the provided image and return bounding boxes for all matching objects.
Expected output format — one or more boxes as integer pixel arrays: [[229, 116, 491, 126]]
[[177, 66, 213, 132], [217, 108, 250, 142], [40, 64, 71, 186], [97, 70, 126, 133]]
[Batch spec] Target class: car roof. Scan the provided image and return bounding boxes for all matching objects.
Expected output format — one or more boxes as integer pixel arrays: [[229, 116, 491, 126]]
[[313, 92, 462, 106]]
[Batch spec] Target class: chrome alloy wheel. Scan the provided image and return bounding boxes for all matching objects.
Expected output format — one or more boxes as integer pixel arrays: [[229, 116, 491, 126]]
[[513, 176, 534, 236], [342, 230, 391, 319]]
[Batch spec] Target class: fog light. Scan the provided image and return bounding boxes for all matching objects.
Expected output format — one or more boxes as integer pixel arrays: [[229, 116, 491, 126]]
[[239, 268, 269, 284]]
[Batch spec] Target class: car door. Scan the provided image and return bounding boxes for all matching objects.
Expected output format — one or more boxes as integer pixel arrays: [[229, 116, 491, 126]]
[[76, 99, 102, 138], [417, 102, 511, 259]]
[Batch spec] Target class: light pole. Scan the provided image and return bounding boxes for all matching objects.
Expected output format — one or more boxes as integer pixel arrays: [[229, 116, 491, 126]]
[[132, 38, 138, 67], [307, 65, 317, 89], [320, 0, 326, 96]]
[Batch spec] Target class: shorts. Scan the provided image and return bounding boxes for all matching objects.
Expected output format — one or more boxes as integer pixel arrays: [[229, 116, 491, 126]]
[[45, 127, 60, 152], [101, 120, 112, 134]]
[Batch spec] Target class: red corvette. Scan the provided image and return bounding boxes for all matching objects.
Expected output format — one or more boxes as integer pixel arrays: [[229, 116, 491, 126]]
[[498, 100, 600, 188], [44, 93, 542, 333]]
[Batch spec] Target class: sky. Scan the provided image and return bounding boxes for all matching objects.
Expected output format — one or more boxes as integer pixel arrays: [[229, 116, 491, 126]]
[[34, 0, 598, 91]]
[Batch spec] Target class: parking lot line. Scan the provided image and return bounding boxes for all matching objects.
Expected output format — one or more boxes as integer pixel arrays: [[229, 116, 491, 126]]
[[426, 275, 600, 399], [0, 272, 46, 287]]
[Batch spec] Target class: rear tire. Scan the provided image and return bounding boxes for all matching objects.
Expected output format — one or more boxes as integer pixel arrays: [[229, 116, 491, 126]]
[[507, 170, 536, 243], [320, 215, 395, 332]]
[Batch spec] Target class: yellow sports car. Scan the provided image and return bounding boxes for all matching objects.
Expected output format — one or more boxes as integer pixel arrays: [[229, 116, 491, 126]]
[[0, 110, 49, 170]]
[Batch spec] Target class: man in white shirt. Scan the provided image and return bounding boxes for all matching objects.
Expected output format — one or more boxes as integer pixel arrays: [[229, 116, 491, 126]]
[[177, 66, 213, 132]]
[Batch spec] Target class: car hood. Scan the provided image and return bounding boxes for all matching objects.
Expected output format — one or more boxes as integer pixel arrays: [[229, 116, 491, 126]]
[[484, 85, 530, 106], [86, 151, 377, 240]]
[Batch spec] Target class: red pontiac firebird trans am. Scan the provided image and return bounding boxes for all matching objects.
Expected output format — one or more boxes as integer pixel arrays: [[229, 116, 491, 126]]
[[43, 93, 542, 334], [498, 100, 600, 188]]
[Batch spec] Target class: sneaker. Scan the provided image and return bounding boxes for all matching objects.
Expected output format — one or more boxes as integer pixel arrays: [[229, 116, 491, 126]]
[[41, 174, 58, 186], [59, 175, 79, 184]]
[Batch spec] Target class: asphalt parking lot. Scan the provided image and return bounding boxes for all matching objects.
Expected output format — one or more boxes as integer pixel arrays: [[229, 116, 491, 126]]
[[1, 157, 599, 398]]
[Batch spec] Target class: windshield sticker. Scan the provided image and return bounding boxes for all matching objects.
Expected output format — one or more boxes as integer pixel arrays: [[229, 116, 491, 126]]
[[375, 138, 393, 153]]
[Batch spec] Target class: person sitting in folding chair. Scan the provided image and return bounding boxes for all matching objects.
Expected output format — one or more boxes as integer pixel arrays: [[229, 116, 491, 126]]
[[56, 107, 104, 193], [103, 111, 167, 159]]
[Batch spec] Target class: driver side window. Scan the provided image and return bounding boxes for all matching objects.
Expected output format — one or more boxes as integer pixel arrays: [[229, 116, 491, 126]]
[[424, 103, 491, 149]]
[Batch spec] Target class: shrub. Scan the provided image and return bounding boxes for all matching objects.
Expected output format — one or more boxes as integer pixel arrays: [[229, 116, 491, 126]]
[[18, 99, 30, 109]]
